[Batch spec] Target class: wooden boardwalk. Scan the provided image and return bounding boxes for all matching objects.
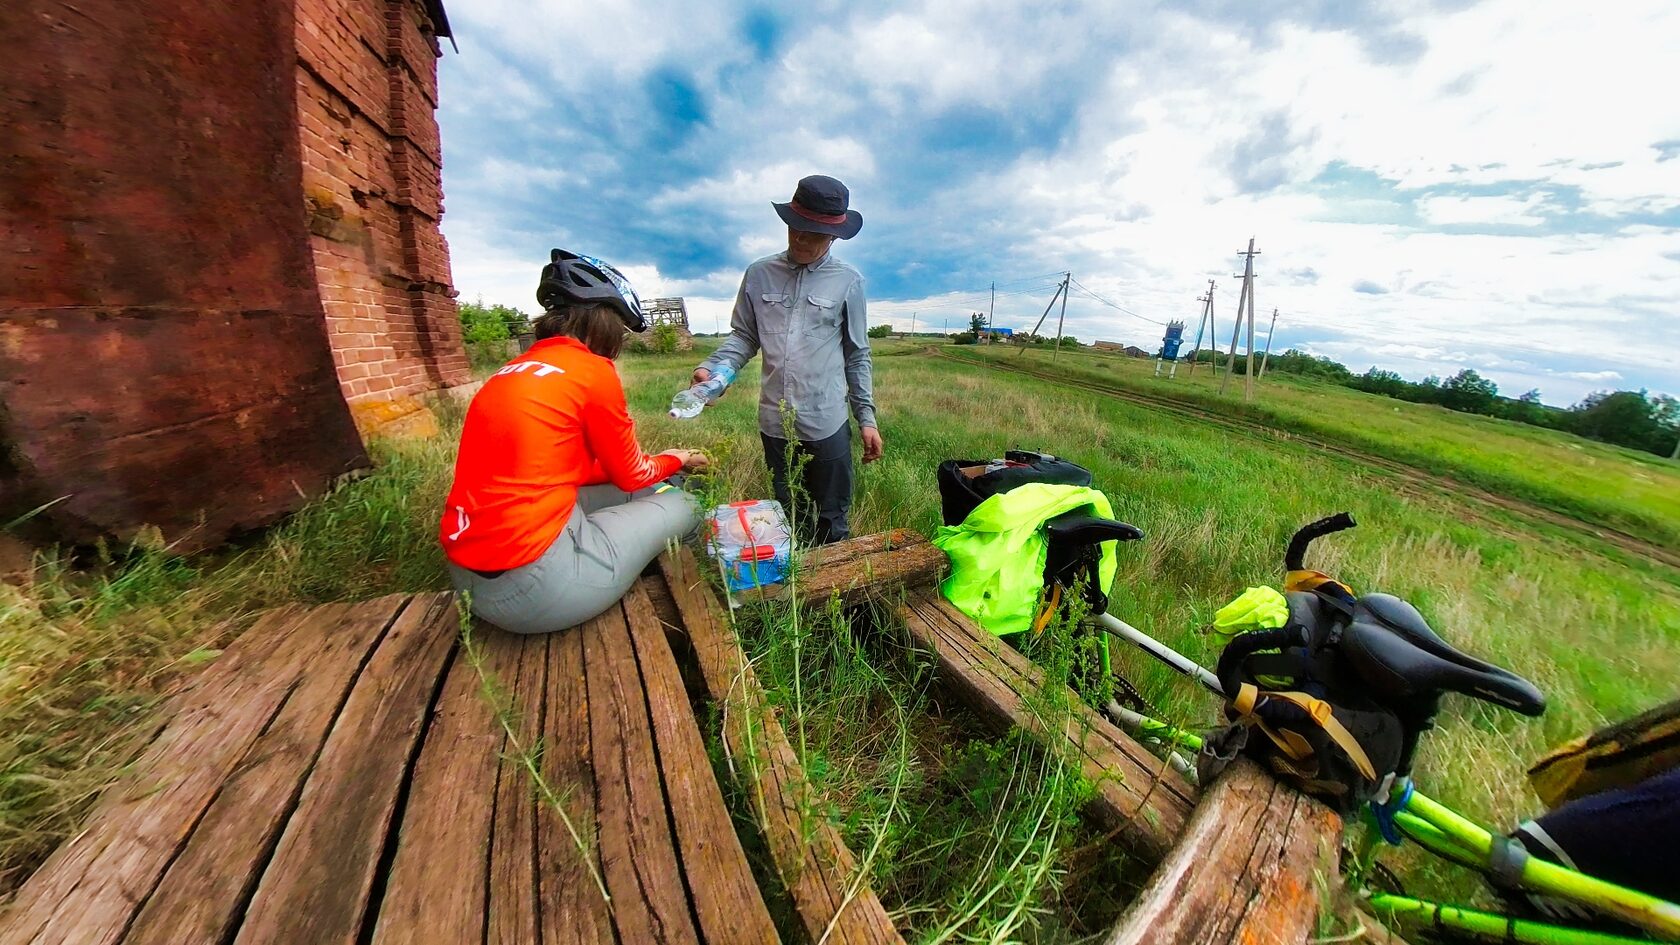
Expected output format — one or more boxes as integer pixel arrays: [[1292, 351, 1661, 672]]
[[0, 583, 778, 945], [0, 531, 1403, 945]]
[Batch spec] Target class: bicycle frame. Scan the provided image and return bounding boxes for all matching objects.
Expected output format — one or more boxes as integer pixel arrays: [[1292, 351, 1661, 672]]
[[1088, 614, 1680, 943]]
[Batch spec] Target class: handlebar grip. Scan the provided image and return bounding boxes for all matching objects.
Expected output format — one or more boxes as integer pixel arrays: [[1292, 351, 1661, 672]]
[[1215, 624, 1308, 701], [1284, 512, 1358, 571]]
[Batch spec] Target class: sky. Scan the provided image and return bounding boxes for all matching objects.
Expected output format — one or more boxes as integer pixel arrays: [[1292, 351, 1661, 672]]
[[435, 0, 1680, 407]]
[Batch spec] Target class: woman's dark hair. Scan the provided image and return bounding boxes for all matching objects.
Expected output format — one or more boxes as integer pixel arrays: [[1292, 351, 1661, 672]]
[[533, 303, 627, 360]]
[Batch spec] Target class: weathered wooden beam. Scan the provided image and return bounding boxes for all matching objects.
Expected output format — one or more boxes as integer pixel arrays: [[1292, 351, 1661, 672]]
[[622, 583, 780, 943], [0, 599, 393, 945], [1106, 760, 1340, 945], [233, 594, 460, 944], [734, 529, 946, 607], [898, 589, 1194, 861], [659, 548, 905, 945]]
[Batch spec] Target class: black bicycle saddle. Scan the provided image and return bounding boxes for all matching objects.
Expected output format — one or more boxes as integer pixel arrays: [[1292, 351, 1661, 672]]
[[1044, 511, 1144, 547], [1338, 594, 1545, 717]]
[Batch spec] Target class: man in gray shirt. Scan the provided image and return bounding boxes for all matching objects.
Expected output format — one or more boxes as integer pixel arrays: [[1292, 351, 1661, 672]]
[[693, 175, 882, 544]]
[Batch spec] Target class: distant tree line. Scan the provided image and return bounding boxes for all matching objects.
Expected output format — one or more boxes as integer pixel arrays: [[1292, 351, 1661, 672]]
[[1209, 347, 1678, 458]]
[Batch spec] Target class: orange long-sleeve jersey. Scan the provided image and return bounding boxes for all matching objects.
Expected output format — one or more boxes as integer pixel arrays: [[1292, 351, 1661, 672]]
[[440, 337, 682, 571]]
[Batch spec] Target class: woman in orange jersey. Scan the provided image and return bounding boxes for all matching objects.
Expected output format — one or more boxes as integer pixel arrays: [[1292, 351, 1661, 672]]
[[440, 249, 708, 634]]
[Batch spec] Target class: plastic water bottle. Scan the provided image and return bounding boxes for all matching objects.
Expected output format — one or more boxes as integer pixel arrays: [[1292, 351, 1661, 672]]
[[669, 365, 735, 419]]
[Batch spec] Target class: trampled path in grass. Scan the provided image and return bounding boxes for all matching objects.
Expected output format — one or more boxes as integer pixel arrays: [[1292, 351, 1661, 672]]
[[942, 344, 1680, 558]]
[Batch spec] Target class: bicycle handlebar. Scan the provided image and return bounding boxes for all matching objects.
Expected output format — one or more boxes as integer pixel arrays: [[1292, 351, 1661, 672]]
[[1284, 512, 1357, 571]]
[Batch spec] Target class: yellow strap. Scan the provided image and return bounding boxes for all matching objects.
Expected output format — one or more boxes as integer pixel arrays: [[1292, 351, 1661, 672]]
[[1264, 690, 1379, 781], [1235, 683, 1260, 715], [1284, 569, 1355, 596], [1031, 584, 1062, 635]]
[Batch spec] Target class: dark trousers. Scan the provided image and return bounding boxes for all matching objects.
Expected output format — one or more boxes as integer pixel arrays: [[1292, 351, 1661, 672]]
[[762, 424, 852, 545]]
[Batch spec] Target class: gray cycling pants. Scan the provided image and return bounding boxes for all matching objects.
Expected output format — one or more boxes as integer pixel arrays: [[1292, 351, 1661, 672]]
[[448, 482, 699, 635]]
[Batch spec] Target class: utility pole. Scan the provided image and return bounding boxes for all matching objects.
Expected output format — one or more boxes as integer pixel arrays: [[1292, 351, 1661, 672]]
[[1018, 273, 1070, 358], [911, 311, 917, 337], [1219, 238, 1261, 399], [1218, 272, 1248, 395], [989, 281, 995, 344], [1053, 271, 1071, 361], [1186, 280, 1215, 377], [1258, 307, 1279, 378]]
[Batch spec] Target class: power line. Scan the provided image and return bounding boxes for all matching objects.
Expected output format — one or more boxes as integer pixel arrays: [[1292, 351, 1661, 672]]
[[1066, 277, 1167, 327]]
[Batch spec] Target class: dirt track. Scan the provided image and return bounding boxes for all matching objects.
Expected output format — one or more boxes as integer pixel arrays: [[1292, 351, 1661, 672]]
[[935, 349, 1680, 576]]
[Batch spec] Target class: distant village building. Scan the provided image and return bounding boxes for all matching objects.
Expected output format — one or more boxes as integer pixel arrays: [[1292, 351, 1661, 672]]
[[625, 297, 695, 351], [1094, 341, 1153, 359], [2, 0, 468, 551]]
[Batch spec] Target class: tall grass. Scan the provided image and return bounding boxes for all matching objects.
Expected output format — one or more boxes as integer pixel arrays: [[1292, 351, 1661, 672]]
[[945, 345, 1680, 551]]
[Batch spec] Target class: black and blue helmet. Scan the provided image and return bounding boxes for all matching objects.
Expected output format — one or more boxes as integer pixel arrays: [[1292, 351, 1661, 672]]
[[537, 248, 647, 332]]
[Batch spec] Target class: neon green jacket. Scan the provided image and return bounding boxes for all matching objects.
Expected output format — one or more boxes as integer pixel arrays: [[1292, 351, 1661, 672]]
[[932, 483, 1118, 636]]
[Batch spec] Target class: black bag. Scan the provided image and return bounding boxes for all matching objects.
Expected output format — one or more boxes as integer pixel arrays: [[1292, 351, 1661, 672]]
[[1203, 591, 1407, 813], [936, 450, 1093, 527]]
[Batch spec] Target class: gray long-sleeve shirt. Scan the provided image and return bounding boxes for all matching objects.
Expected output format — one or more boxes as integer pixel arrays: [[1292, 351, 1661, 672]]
[[699, 250, 876, 442]]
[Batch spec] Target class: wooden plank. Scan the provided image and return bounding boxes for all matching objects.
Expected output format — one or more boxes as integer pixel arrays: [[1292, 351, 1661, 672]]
[[121, 599, 404, 945], [793, 528, 924, 570], [584, 603, 702, 944], [538, 628, 612, 945], [369, 622, 517, 944], [232, 593, 459, 945], [659, 548, 904, 945], [1107, 761, 1340, 945], [486, 633, 544, 945], [0, 602, 336, 945], [899, 589, 1193, 860], [623, 581, 779, 943], [736, 534, 946, 607]]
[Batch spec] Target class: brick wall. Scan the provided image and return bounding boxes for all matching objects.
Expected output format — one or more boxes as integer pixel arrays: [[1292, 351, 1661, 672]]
[[0, 0, 371, 550], [295, 0, 469, 422]]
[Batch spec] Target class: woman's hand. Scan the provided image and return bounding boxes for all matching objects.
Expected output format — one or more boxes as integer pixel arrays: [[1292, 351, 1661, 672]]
[[660, 448, 711, 472]]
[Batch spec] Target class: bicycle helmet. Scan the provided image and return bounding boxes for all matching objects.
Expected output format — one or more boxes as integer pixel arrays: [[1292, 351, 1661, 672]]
[[536, 248, 648, 332]]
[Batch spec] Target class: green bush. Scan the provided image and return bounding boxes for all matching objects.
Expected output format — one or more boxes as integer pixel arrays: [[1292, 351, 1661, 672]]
[[458, 298, 532, 367], [867, 324, 893, 339], [649, 323, 680, 354]]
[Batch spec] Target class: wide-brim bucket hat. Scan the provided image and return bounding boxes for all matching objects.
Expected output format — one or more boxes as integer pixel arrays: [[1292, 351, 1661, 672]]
[[773, 174, 863, 239]]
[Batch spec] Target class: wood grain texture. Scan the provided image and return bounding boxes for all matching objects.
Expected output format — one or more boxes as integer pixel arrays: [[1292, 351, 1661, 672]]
[[0, 602, 332, 945], [233, 593, 458, 945], [122, 599, 401, 945], [899, 589, 1193, 860], [539, 628, 614, 945], [369, 620, 516, 945], [486, 632, 544, 945], [623, 581, 779, 944], [735, 532, 946, 607], [660, 549, 904, 945], [1107, 760, 1340, 945], [583, 603, 702, 944]]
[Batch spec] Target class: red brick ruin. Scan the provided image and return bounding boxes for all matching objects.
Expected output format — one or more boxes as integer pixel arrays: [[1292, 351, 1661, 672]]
[[2, 0, 469, 551]]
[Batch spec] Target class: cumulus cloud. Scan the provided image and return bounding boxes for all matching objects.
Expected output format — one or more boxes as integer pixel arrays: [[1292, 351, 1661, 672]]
[[437, 0, 1680, 406]]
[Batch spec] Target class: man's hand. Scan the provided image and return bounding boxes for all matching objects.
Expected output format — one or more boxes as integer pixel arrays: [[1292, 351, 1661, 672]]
[[691, 366, 728, 398], [860, 426, 884, 464]]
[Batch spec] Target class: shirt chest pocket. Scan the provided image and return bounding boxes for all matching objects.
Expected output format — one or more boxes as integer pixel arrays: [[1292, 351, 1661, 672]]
[[758, 292, 792, 334], [803, 294, 842, 331]]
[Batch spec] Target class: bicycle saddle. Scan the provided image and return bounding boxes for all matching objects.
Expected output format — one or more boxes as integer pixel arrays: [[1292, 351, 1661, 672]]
[[1338, 594, 1545, 717], [1044, 512, 1144, 547]]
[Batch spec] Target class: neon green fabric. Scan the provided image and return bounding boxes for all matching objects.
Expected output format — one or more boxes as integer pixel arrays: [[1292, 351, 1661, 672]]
[[1212, 586, 1289, 643], [932, 483, 1118, 636]]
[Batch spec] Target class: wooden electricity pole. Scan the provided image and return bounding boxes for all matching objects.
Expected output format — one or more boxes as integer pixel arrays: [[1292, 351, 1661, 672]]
[[1258, 308, 1279, 378], [988, 281, 995, 344], [1053, 271, 1071, 361], [1220, 238, 1261, 399], [1186, 280, 1215, 377], [1018, 273, 1069, 358]]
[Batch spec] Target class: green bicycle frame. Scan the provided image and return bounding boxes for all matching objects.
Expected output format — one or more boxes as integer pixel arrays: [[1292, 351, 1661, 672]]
[[1107, 708, 1680, 941], [1368, 895, 1656, 945]]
